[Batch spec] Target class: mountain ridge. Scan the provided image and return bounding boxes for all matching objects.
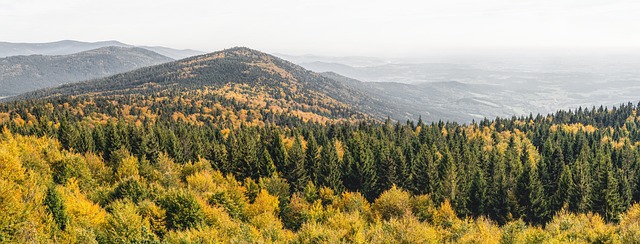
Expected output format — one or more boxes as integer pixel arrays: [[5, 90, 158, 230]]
[[0, 40, 205, 59], [0, 46, 173, 97]]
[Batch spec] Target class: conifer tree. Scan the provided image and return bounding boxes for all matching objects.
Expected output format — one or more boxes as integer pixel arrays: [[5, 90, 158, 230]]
[[305, 132, 320, 184], [270, 130, 288, 174], [604, 170, 624, 222], [570, 145, 592, 213], [468, 168, 487, 217], [410, 144, 433, 194], [438, 148, 457, 205], [58, 117, 79, 151], [552, 165, 573, 212], [286, 135, 308, 192], [319, 140, 343, 192], [375, 141, 396, 195], [44, 185, 68, 231]]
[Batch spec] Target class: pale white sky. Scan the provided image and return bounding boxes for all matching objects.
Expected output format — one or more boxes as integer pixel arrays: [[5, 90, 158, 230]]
[[2, 0, 640, 56]]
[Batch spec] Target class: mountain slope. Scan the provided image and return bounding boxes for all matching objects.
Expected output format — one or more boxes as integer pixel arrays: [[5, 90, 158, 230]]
[[10, 47, 380, 124], [0, 40, 204, 59], [0, 46, 173, 97]]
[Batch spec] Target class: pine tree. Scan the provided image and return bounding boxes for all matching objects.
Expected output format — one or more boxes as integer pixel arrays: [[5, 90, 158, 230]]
[[486, 149, 511, 224], [305, 132, 321, 185], [236, 131, 260, 180], [552, 165, 573, 212], [351, 133, 377, 201], [375, 141, 397, 195], [528, 165, 549, 225], [468, 168, 487, 217], [58, 117, 79, 151], [319, 140, 343, 192], [105, 120, 123, 163], [410, 143, 433, 194], [92, 126, 107, 155], [515, 151, 548, 225], [44, 185, 68, 231], [438, 149, 458, 205], [391, 145, 410, 189], [570, 145, 592, 213], [260, 148, 277, 177], [286, 135, 308, 192], [604, 170, 623, 222], [270, 130, 288, 174]]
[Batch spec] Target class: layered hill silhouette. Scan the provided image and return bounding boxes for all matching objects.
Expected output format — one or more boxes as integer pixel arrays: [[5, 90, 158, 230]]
[[4, 46, 529, 122], [0, 40, 204, 59], [0, 46, 173, 97]]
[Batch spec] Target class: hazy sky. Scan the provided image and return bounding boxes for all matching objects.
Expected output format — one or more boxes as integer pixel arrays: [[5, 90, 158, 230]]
[[2, 0, 640, 56]]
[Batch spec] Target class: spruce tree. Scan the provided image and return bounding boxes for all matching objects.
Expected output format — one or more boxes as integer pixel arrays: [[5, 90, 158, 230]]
[[410, 144, 433, 194], [286, 135, 308, 192], [319, 140, 343, 192], [468, 168, 487, 217], [305, 132, 321, 185], [44, 185, 68, 231]]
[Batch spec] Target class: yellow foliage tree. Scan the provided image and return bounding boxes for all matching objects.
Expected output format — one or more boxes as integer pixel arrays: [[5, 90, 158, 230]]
[[115, 155, 139, 181]]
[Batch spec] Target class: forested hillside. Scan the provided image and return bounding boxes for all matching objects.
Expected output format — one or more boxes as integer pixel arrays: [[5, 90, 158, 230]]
[[7, 47, 401, 121], [3, 47, 640, 242]]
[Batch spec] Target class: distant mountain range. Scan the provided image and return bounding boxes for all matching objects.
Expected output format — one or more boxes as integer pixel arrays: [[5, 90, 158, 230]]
[[0, 46, 173, 97], [0, 40, 204, 59], [6, 46, 640, 123], [1, 47, 542, 122]]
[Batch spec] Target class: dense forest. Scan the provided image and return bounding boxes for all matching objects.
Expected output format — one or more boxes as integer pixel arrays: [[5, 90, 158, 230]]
[[3, 47, 640, 242], [3, 91, 640, 242]]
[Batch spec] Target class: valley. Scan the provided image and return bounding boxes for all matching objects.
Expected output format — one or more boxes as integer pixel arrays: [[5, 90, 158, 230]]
[[290, 55, 640, 122]]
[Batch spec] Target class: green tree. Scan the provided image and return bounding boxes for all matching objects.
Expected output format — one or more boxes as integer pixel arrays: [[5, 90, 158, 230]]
[[319, 140, 343, 192], [286, 135, 308, 192], [58, 117, 79, 150], [44, 185, 68, 231], [158, 190, 204, 230], [468, 168, 486, 217]]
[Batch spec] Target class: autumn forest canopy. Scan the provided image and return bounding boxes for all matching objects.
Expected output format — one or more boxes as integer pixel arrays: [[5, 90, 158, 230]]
[[3, 47, 640, 243]]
